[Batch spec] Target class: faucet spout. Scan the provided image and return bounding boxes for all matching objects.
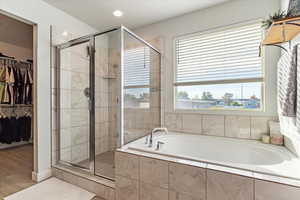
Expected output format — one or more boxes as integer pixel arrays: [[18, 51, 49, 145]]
[[148, 127, 168, 147]]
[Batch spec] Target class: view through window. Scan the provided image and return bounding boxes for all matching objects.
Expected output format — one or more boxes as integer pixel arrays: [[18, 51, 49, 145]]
[[124, 46, 150, 108], [174, 22, 263, 110]]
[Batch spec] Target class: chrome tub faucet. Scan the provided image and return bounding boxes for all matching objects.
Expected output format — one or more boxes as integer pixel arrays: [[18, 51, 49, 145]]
[[146, 127, 168, 147]]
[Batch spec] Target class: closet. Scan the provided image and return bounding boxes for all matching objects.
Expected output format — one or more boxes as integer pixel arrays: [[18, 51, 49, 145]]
[[0, 57, 33, 146], [0, 14, 34, 149], [0, 12, 35, 198]]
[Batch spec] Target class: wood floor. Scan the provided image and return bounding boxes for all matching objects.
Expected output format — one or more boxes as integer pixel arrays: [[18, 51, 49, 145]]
[[0, 145, 106, 200], [0, 144, 35, 199]]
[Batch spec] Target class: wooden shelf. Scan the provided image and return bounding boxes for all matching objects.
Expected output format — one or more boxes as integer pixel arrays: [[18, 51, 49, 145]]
[[0, 104, 32, 107], [262, 16, 300, 45]]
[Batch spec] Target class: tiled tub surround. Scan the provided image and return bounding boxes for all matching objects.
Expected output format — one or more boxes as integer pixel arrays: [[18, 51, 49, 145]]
[[127, 133, 300, 181], [115, 149, 300, 200], [165, 113, 278, 140]]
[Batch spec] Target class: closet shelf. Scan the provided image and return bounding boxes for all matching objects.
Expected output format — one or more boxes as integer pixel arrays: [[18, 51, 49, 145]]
[[262, 16, 300, 46], [0, 104, 32, 107]]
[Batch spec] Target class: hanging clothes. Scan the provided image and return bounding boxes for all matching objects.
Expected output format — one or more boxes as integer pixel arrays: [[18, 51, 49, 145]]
[[0, 57, 33, 145], [0, 57, 33, 105], [0, 116, 32, 144], [0, 60, 6, 102]]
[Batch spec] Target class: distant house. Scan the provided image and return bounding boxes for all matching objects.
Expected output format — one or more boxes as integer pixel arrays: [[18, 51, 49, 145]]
[[176, 99, 217, 109], [176, 98, 260, 109]]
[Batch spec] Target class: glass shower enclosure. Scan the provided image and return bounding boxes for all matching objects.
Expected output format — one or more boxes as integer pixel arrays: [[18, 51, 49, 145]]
[[54, 27, 161, 180]]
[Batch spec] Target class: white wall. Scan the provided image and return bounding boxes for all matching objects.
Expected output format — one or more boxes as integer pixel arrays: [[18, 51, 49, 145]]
[[0, 0, 97, 181], [134, 0, 281, 117]]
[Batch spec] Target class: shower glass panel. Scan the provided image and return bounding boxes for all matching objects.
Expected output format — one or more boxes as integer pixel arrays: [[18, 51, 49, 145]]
[[54, 27, 160, 181], [94, 30, 121, 179], [122, 30, 161, 145], [58, 39, 92, 170]]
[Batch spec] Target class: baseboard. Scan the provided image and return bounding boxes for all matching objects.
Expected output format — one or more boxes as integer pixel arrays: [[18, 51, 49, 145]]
[[32, 168, 52, 182]]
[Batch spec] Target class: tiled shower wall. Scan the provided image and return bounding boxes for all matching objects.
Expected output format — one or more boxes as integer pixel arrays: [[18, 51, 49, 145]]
[[57, 42, 91, 163], [51, 26, 90, 165], [95, 34, 112, 156], [51, 28, 114, 165]]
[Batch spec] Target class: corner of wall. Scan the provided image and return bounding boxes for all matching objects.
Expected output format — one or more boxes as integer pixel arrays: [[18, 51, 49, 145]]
[[32, 168, 52, 182]]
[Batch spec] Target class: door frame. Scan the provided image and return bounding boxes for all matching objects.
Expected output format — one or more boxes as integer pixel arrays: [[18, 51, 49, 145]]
[[0, 10, 38, 181]]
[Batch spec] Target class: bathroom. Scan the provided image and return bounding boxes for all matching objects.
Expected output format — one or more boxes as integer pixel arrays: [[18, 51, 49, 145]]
[[0, 0, 300, 199]]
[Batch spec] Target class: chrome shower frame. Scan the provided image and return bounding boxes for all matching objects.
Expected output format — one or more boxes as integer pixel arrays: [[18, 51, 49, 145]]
[[53, 26, 161, 181]]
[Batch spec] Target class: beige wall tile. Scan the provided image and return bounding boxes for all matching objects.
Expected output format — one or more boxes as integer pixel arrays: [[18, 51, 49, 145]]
[[96, 187, 115, 200], [60, 89, 71, 109], [207, 170, 254, 200], [251, 117, 270, 139], [116, 176, 139, 200], [169, 191, 203, 200], [225, 116, 251, 139], [255, 180, 300, 200], [71, 143, 89, 163], [70, 109, 89, 127], [165, 113, 182, 131], [115, 152, 139, 180], [60, 148, 71, 162], [169, 162, 206, 199], [202, 115, 225, 136], [71, 90, 89, 109], [182, 114, 202, 134], [71, 126, 89, 145], [140, 156, 169, 189], [60, 128, 71, 149], [140, 182, 168, 200]]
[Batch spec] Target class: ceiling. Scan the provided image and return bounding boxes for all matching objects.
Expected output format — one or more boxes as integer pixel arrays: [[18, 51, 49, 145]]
[[43, 0, 230, 31], [0, 14, 33, 49]]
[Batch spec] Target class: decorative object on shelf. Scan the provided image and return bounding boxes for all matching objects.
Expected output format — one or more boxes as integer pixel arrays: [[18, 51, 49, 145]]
[[268, 121, 284, 146], [262, 134, 271, 144], [288, 0, 300, 16], [261, 16, 300, 52], [270, 135, 284, 146], [262, 10, 293, 29]]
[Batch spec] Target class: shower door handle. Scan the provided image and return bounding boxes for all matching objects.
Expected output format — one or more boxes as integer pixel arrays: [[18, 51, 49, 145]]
[[88, 99, 93, 111]]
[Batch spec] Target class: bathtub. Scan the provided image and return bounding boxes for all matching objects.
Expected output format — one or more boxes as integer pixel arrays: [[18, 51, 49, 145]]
[[125, 132, 300, 181]]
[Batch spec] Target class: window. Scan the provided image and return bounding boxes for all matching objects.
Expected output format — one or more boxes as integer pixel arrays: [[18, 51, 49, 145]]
[[124, 47, 151, 108], [174, 22, 263, 110]]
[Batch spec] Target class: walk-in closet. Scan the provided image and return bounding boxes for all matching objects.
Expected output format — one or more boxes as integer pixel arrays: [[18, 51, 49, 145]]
[[0, 13, 35, 198]]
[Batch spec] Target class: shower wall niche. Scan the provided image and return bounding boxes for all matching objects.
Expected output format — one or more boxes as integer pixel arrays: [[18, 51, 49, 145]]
[[52, 27, 161, 180]]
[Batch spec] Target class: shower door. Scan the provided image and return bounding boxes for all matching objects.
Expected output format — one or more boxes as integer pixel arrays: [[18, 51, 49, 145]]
[[56, 37, 95, 172]]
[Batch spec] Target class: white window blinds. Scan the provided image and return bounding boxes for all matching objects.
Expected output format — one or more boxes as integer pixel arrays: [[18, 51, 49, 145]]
[[124, 47, 150, 87], [175, 22, 263, 84]]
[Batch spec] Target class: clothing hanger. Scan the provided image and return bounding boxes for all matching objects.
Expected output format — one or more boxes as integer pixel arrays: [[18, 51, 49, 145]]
[[0, 53, 14, 59]]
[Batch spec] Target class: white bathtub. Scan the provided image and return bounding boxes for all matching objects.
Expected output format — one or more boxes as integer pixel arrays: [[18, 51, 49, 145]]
[[125, 132, 300, 181]]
